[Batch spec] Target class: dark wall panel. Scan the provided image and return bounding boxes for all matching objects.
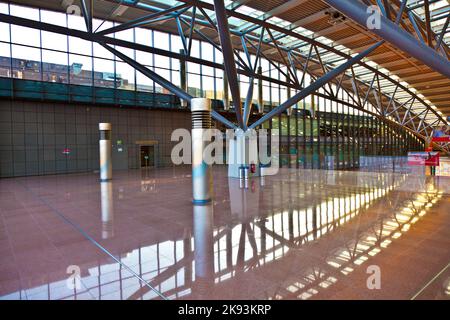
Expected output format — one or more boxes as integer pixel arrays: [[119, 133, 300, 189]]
[[0, 100, 191, 178]]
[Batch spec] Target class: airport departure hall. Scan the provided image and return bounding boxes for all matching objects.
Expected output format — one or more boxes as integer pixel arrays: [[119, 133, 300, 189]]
[[0, 0, 449, 302]]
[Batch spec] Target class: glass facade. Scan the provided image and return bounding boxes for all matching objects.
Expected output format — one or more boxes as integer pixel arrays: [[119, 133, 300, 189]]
[[0, 3, 425, 171], [0, 3, 235, 99]]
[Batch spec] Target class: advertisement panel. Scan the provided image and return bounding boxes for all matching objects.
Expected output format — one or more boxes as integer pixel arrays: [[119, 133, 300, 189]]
[[407, 152, 440, 166], [432, 125, 450, 142]]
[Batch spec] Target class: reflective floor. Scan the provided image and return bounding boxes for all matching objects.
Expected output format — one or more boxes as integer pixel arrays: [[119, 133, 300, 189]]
[[0, 166, 449, 300]]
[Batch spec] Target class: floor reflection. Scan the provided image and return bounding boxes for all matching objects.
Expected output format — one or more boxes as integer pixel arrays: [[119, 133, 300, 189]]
[[0, 168, 449, 300], [101, 182, 114, 240]]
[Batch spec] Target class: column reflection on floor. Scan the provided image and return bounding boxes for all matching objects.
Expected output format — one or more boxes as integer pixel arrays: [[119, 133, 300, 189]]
[[100, 181, 114, 240], [192, 202, 214, 298]]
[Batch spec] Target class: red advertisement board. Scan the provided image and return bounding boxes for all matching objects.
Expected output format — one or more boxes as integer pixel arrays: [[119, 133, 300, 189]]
[[432, 126, 450, 142], [407, 152, 440, 166], [431, 136, 450, 142]]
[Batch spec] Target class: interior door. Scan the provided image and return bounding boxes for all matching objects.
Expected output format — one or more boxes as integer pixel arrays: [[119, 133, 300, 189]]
[[140, 145, 154, 168]]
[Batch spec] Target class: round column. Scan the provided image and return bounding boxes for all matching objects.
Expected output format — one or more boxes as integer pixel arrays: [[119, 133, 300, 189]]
[[222, 66, 230, 111], [99, 123, 112, 182], [257, 66, 263, 114], [191, 98, 213, 204]]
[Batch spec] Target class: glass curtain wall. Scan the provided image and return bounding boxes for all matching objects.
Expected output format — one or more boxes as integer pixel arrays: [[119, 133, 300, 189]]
[[0, 3, 425, 170]]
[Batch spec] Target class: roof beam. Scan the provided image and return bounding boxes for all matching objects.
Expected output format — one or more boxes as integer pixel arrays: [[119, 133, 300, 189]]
[[292, 9, 328, 27], [101, 43, 237, 129], [80, 0, 93, 33], [436, 13, 450, 48], [213, 0, 244, 129], [323, 0, 450, 79], [265, 0, 309, 17], [249, 41, 384, 129], [424, 0, 434, 46], [314, 23, 348, 38]]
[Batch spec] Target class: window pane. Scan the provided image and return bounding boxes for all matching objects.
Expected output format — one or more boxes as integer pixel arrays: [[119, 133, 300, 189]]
[[154, 54, 170, 93], [136, 70, 154, 92], [171, 34, 184, 54], [11, 24, 40, 47], [10, 4, 38, 19], [69, 36, 92, 55], [240, 75, 249, 100], [153, 31, 169, 50], [214, 47, 223, 64], [0, 22, 9, 42], [41, 9, 67, 27], [280, 86, 287, 102], [94, 57, 115, 88], [93, 42, 114, 60], [263, 81, 270, 102], [69, 54, 92, 86], [0, 2, 9, 14], [135, 28, 152, 46], [271, 85, 279, 104], [42, 49, 68, 83], [201, 42, 214, 62], [114, 46, 133, 59], [187, 62, 200, 96], [0, 3, 10, 42], [172, 68, 180, 87], [190, 40, 200, 58], [68, 13, 86, 31], [203, 67, 214, 99], [215, 69, 223, 100], [136, 50, 154, 92], [0, 43, 11, 78], [11, 44, 41, 80], [115, 27, 134, 42], [42, 31, 68, 52], [170, 34, 183, 87], [116, 61, 135, 90], [135, 51, 152, 68]]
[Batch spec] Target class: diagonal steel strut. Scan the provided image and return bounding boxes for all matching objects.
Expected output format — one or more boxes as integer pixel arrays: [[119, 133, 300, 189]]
[[249, 41, 385, 129]]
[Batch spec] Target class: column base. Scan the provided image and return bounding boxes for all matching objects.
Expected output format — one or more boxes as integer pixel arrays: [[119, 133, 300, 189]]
[[192, 198, 212, 205], [228, 129, 260, 178]]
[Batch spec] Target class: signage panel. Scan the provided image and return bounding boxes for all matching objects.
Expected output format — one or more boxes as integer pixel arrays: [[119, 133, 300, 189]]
[[408, 152, 440, 166]]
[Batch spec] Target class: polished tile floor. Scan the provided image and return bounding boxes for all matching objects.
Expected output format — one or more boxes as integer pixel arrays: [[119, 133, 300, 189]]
[[0, 166, 449, 300]]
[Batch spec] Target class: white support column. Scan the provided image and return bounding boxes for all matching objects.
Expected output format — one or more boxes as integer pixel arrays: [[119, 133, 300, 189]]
[[228, 129, 259, 179], [191, 98, 213, 204], [99, 123, 112, 182]]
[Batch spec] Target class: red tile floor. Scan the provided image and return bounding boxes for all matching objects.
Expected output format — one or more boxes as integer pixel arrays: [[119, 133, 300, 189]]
[[0, 166, 449, 300]]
